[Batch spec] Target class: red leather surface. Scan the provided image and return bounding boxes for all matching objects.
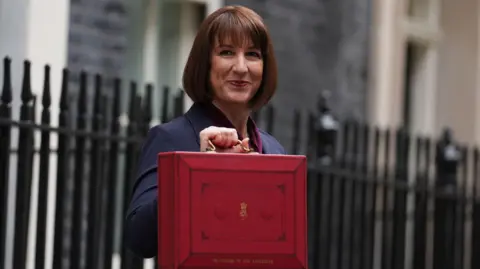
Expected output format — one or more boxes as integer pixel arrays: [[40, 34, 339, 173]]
[[158, 152, 307, 269]]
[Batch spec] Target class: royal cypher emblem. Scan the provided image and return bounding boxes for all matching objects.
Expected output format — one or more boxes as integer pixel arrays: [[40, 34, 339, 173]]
[[240, 202, 248, 220]]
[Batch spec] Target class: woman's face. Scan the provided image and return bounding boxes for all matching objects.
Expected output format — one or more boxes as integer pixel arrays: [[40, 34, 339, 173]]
[[209, 38, 263, 107]]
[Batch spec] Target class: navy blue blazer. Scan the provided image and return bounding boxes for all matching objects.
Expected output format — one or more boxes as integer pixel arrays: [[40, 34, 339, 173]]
[[125, 102, 286, 258]]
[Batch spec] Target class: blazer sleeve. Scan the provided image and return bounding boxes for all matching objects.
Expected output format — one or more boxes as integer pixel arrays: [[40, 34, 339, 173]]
[[124, 125, 175, 258]]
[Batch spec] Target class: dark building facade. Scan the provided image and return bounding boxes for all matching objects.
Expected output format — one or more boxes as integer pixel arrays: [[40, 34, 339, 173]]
[[67, 0, 129, 105], [224, 0, 371, 151]]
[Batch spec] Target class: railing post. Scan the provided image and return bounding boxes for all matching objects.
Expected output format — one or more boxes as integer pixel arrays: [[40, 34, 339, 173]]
[[309, 93, 338, 269], [433, 128, 461, 269], [349, 122, 367, 269], [412, 137, 429, 269], [0, 57, 13, 269], [291, 109, 301, 154], [120, 81, 144, 269], [12, 60, 35, 269], [471, 149, 480, 269], [103, 78, 122, 269], [380, 129, 392, 269], [70, 71, 89, 269], [52, 68, 70, 269], [173, 89, 184, 118], [336, 121, 354, 269], [365, 127, 381, 269], [143, 84, 153, 135], [161, 86, 170, 123], [34, 64, 52, 269], [455, 146, 468, 269], [358, 124, 374, 269], [265, 105, 274, 135], [86, 74, 105, 269], [391, 127, 409, 269]]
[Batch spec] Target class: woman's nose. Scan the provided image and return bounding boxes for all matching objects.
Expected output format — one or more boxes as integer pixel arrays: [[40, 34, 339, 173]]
[[232, 55, 248, 73]]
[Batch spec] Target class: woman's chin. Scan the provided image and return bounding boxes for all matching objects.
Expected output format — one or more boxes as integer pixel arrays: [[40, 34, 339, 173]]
[[221, 93, 252, 105], [214, 98, 250, 109]]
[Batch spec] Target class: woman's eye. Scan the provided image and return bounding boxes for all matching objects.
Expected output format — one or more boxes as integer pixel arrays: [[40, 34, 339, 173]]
[[246, 51, 261, 58], [219, 50, 234, 56]]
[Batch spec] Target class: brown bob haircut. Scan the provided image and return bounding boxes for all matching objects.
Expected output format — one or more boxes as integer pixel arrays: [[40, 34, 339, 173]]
[[182, 5, 277, 111]]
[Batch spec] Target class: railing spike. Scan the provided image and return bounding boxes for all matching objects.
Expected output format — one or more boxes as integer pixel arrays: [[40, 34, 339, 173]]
[[112, 78, 121, 117], [59, 68, 69, 110], [42, 65, 51, 108], [1, 57, 12, 104], [93, 74, 102, 114], [21, 60, 33, 103], [78, 71, 87, 113]]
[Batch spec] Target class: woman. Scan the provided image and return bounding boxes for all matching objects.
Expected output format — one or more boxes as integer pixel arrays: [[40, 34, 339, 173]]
[[125, 5, 286, 258]]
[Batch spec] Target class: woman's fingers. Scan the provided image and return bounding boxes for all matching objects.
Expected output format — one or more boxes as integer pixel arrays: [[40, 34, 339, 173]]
[[229, 138, 251, 153], [199, 127, 255, 153], [212, 128, 238, 148], [199, 127, 239, 152]]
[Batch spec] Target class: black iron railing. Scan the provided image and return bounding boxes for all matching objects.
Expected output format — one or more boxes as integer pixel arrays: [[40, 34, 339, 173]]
[[1, 56, 480, 269]]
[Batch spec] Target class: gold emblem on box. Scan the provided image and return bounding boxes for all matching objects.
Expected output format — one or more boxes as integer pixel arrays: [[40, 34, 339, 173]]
[[240, 202, 248, 220]]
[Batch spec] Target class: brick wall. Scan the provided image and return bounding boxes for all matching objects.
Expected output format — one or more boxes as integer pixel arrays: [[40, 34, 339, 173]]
[[225, 0, 371, 153], [67, 0, 129, 98]]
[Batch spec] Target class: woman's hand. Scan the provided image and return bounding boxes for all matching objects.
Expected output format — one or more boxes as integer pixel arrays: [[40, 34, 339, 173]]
[[199, 126, 254, 153]]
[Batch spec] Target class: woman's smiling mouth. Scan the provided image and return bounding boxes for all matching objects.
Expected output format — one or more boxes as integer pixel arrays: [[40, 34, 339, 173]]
[[228, 80, 249, 87]]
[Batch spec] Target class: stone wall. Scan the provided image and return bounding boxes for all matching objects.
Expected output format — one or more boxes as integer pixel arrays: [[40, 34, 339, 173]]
[[225, 0, 371, 153]]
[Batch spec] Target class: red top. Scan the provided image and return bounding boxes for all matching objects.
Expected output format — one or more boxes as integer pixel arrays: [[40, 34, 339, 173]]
[[200, 102, 263, 153]]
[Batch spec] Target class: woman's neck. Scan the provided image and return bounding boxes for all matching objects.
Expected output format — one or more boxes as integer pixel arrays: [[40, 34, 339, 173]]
[[212, 100, 250, 138]]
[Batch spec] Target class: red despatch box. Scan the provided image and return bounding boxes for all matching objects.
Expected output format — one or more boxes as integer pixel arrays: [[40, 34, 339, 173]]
[[157, 152, 307, 269]]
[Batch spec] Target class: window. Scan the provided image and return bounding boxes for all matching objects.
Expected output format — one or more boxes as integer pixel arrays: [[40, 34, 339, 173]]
[[402, 42, 427, 130], [408, 0, 430, 20]]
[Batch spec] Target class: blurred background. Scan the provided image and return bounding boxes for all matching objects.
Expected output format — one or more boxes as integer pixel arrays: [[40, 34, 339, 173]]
[[1, 0, 479, 269]]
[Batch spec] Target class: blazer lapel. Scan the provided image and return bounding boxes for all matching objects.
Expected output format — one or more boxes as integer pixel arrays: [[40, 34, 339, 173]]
[[259, 132, 273, 154], [184, 103, 215, 147]]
